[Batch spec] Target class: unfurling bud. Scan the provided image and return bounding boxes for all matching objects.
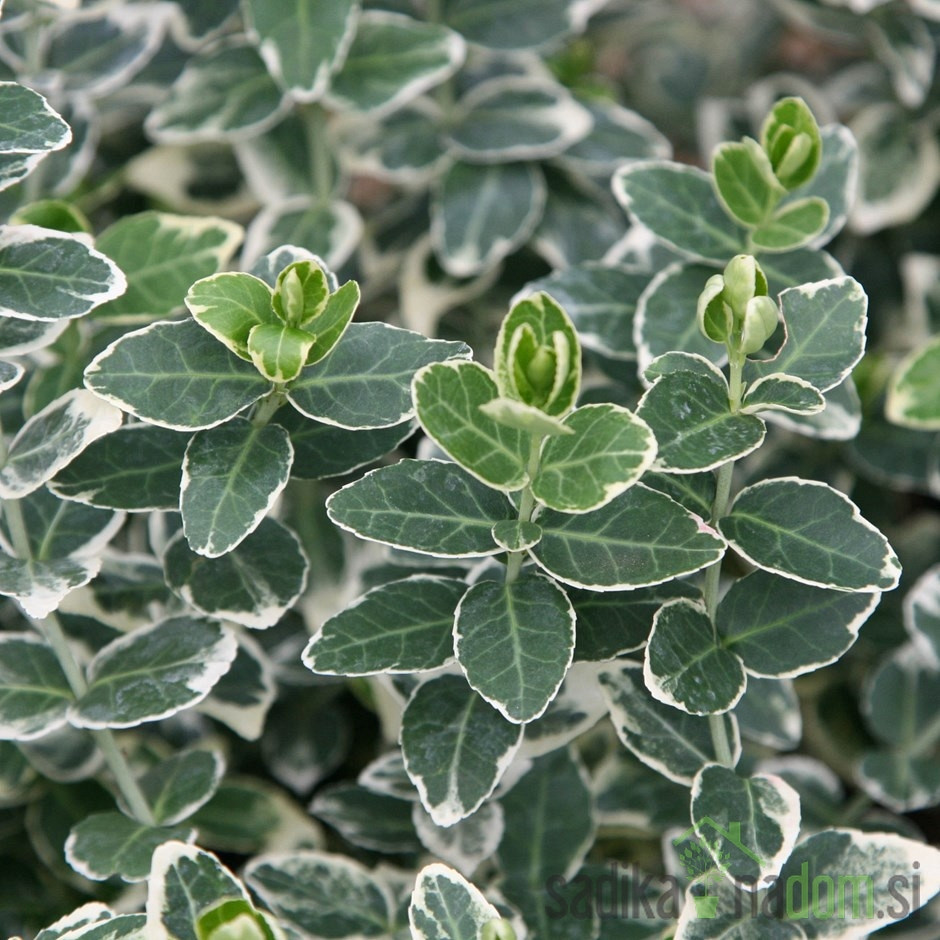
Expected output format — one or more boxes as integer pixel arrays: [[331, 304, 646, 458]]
[[697, 255, 777, 356], [481, 918, 517, 940], [760, 96, 822, 191], [740, 295, 779, 354]]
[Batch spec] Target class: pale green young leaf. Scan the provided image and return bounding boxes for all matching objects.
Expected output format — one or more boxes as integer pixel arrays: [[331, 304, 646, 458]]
[[446, 77, 592, 163], [638, 369, 765, 474], [492, 520, 542, 552], [311, 783, 420, 854], [760, 96, 822, 191], [612, 162, 746, 263], [69, 617, 237, 729], [245, 850, 394, 937], [303, 575, 466, 675], [247, 324, 316, 384], [413, 361, 529, 492], [493, 292, 581, 417], [777, 829, 940, 936], [717, 570, 878, 677], [84, 319, 271, 431], [532, 403, 656, 512], [145, 42, 289, 143], [94, 212, 244, 323], [163, 519, 308, 629], [327, 11, 465, 117], [532, 484, 726, 590], [571, 580, 700, 662], [185, 272, 277, 360], [477, 397, 572, 437], [243, 0, 359, 101], [498, 748, 594, 885], [0, 554, 100, 619], [735, 677, 801, 751], [712, 137, 785, 227], [10, 199, 91, 235], [410, 863, 501, 940], [401, 674, 521, 825], [455, 573, 575, 723], [740, 374, 825, 416], [121, 750, 224, 827], [0, 225, 126, 321], [719, 478, 901, 592], [644, 599, 746, 715], [50, 424, 189, 511], [0, 388, 122, 499], [886, 335, 940, 429], [288, 322, 470, 429], [251, 247, 337, 291], [599, 664, 741, 784], [744, 277, 867, 394], [304, 280, 359, 364], [65, 813, 195, 883], [271, 261, 329, 324], [432, 161, 545, 277], [181, 417, 293, 557], [0, 633, 72, 741], [326, 459, 511, 557], [750, 197, 829, 252], [688, 764, 801, 888], [522, 263, 646, 361]]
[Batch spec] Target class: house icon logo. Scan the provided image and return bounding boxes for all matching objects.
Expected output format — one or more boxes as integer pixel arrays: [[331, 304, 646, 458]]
[[673, 818, 763, 919]]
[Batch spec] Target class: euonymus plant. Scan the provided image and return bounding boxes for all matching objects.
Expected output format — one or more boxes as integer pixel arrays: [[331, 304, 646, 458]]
[[2, 2, 940, 939]]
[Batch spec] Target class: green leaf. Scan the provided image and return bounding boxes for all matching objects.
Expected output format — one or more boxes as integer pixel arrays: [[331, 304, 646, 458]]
[[719, 478, 901, 592], [767, 375, 862, 442], [288, 322, 470, 429], [477, 397, 572, 437], [303, 280, 360, 365], [673, 880, 807, 939], [10, 199, 91, 235], [532, 404, 656, 512], [777, 828, 940, 935], [147, 840, 270, 940], [492, 520, 542, 552], [638, 368, 765, 473], [887, 335, 940, 429], [247, 324, 316, 383], [0, 317, 68, 356], [0, 554, 99, 619], [686, 764, 801, 888], [760, 96, 822, 191], [328, 11, 465, 117], [311, 784, 421, 853], [455, 574, 574, 724], [185, 272, 278, 360], [599, 664, 740, 784], [750, 197, 829, 253], [69, 617, 237, 729], [180, 418, 292, 558], [0, 82, 71, 191], [410, 863, 501, 940], [432, 161, 545, 277], [532, 484, 726, 590], [643, 469, 716, 519], [447, 77, 592, 163], [243, 0, 359, 101], [402, 674, 521, 825], [745, 277, 867, 394], [741, 374, 824, 416], [0, 225, 126, 321], [0, 360, 24, 394], [906, 565, 940, 663], [413, 361, 529, 492], [494, 292, 581, 417], [145, 42, 289, 143], [498, 748, 594, 885], [327, 459, 511, 558], [245, 850, 394, 937], [50, 424, 189, 511], [0, 634, 72, 741], [441, 0, 591, 50], [571, 581, 700, 662], [84, 319, 272, 431], [635, 262, 729, 373], [612, 162, 746, 263], [303, 575, 466, 675], [124, 750, 224, 826], [65, 813, 194, 883], [163, 518, 308, 629], [735, 677, 801, 751], [94, 212, 244, 323], [413, 801, 504, 880], [0, 388, 123, 499], [644, 599, 747, 715], [790, 126, 857, 247], [36, 910, 146, 940], [857, 749, 940, 816], [717, 570, 878, 677], [275, 406, 414, 480], [711, 137, 785, 227]]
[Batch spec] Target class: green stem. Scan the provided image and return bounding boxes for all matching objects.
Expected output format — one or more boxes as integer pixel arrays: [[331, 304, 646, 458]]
[[505, 436, 543, 584], [251, 389, 287, 428], [301, 104, 333, 204], [426, 0, 456, 116]]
